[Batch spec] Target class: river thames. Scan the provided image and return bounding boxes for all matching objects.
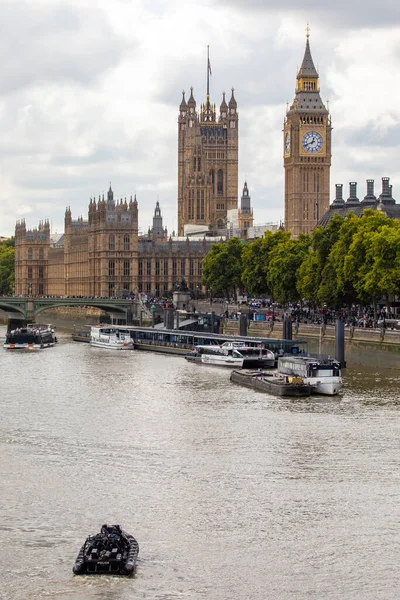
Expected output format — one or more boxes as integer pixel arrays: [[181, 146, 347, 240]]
[[1, 324, 400, 600]]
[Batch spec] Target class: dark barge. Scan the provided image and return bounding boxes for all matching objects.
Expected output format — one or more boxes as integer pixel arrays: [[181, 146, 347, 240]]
[[73, 524, 139, 576], [230, 369, 312, 397]]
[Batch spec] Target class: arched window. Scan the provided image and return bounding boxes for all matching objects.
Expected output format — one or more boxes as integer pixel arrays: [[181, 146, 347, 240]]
[[39, 248, 44, 260], [109, 234, 115, 251], [217, 170, 223, 196], [210, 170, 215, 194], [28, 248, 33, 260], [124, 235, 130, 251]]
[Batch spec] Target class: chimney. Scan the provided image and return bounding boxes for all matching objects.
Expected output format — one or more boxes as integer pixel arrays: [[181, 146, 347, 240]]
[[382, 177, 390, 196], [332, 183, 344, 207], [346, 182, 359, 205]]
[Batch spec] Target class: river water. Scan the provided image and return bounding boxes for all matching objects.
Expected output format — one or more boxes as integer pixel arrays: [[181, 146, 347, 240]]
[[1, 323, 400, 600]]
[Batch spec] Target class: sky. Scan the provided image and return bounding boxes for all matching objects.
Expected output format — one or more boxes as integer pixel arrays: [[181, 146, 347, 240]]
[[1, 0, 400, 237]]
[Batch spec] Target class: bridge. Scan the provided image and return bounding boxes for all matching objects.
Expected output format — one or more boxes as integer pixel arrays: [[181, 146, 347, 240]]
[[0, 296, 143, 329]]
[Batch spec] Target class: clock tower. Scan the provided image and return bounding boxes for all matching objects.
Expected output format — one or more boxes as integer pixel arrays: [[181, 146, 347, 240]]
[[284, 29, 332, 237]]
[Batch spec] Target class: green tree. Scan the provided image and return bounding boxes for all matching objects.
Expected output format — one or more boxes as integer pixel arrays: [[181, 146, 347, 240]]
[[297, 214, 344, 307], [326, 212, 361, 307], [267, 234, 310, 304], [344, 211, 399, 314], [367, 223, 400, 301], [241, 229, 291, 297], [202, 237, 243, 300], [0, 237, 15, 295]]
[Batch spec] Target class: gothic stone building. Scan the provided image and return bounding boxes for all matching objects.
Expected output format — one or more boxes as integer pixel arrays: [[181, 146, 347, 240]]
[[14, 186, 216, 297], [178, 86, 238, 236], [284, 32, 332, 237]]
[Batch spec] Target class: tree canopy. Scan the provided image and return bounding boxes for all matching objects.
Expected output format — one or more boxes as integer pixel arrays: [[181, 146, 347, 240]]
[[201, 210, 400, 310], [0, 237, 15, 295], [201, 237, 244, 300]]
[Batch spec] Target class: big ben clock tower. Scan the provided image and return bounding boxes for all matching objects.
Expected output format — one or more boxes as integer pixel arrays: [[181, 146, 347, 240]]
[[284, 28, 332, 237]]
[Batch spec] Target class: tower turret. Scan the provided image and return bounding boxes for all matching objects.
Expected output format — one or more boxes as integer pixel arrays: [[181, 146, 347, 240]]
[[284, 26, 332, 237], [220, 92, 228, 121], [177, 50, 238, 236]]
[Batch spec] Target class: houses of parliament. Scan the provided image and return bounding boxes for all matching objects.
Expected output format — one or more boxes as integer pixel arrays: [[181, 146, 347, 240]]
[[16, 33, 394, 298]]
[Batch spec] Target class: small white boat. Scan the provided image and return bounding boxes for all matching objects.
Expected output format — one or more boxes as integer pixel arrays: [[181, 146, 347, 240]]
[[90, 326, 133, 350], [188, 341, 275, 369], [200, 348, 244, 367], [278, 355, 343, 396]]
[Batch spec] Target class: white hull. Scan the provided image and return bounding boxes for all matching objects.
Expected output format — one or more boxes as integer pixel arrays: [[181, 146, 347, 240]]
[[307, 376, 343, 396], [4, 342, 55, 350], [91, 340, 133, 350], [201, 354, 243, 368]]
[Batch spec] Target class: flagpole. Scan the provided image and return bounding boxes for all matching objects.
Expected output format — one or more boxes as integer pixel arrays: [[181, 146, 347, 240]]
[[207, 45, 210, 99]]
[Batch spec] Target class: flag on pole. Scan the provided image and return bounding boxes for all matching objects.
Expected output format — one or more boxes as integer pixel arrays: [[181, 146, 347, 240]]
[[208, 57, 212, 76]]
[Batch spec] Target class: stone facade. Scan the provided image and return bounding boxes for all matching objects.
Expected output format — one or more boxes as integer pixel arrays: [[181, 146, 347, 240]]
[[284, 32, 332, 237], [15, 220, 50, 296], [14, 186, 214, 297]]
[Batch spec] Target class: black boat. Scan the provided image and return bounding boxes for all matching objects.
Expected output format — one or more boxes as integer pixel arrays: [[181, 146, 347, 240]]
[[4, 323, 57, 350], [73, 524, 139, 576]]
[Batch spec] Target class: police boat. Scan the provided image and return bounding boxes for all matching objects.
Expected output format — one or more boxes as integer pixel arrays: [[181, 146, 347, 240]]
[[73, 524, 139, 576]]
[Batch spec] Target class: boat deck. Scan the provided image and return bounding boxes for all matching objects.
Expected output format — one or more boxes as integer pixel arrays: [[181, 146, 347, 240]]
[[230, 369, 312, 397]]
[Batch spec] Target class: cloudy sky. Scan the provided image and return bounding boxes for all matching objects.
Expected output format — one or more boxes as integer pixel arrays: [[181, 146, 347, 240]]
[[1, 0, 400, 237]]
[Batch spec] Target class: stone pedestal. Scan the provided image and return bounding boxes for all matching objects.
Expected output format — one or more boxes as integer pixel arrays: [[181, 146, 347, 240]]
[[173, 291, 191, 311]]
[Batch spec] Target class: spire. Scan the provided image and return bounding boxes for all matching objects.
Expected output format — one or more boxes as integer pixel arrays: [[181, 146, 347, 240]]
[[220, 91, 228, 111], [229, 87, 237, 107], [288, 26, 327, 114], [240, 181, 251, 214], [180, 90, 187, 109], [187, 87, 196, 107], [297, 25, 319, 79]]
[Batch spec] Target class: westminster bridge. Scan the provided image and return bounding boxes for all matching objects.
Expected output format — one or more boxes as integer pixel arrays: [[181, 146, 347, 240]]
[[0, 296, 142, 329]]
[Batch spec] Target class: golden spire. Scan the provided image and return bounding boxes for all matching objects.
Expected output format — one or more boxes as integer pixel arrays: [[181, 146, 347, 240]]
[[306, 23, 310, 39]]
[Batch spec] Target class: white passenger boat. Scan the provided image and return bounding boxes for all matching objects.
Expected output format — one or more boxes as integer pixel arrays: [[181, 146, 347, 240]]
[[187, 341, 275, 369], [90, 326, 133, 350], [277, 355, 343, 396], [200, 348, 245, 367], [4, 324, 57, 350]]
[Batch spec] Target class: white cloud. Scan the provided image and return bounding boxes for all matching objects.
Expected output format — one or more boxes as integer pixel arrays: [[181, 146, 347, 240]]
[[0, 0, 399, 236]]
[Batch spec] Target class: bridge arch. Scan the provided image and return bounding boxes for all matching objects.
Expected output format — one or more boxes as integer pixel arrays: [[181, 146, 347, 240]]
[[0, 301, 27, 319]]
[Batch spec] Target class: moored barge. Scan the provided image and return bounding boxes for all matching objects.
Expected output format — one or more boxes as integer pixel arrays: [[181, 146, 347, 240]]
[[230, 369, 312, 397]]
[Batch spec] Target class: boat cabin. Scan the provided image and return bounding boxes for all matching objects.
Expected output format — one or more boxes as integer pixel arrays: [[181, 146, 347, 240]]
[[278, 356, 342, 379]]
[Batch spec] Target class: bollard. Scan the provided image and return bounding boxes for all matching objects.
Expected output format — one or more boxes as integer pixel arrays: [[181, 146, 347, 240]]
[[211, 311, 216, 333], [239, 314, 248, 337], [167, 308, 175, 330], [335, 319, 346, 368], [283, 317, 292, 340]]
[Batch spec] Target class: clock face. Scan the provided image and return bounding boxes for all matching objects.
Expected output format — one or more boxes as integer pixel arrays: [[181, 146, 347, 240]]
[[285, 132, 290, 154], [302, 131, 323, 153]]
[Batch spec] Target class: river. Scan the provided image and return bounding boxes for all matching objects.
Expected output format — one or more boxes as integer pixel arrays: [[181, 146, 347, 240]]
[[1, 323, 400, 600]]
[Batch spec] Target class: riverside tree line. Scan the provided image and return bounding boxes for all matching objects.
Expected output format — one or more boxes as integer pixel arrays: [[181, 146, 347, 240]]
[[1, 209, 400, 312], [201, 210, 400, 315]]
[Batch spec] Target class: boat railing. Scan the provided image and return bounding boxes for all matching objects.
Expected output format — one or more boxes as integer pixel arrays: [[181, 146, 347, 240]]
[[304, 353, 335, 363]]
